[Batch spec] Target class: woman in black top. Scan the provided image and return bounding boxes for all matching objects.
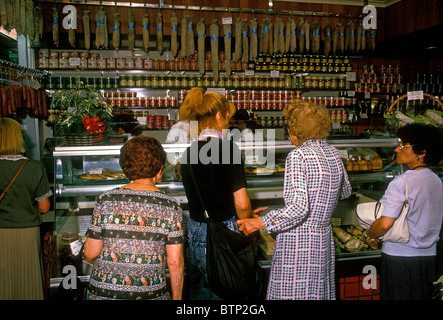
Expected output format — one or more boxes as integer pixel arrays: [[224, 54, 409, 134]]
[[179, 88, 265, 299]]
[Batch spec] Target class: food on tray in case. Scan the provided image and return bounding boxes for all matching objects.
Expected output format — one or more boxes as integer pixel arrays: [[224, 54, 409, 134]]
[[344, 149, 383, 172], [79, 168, 127, 180], [244, 163, 285, 174], [333, 225, 380, 253]]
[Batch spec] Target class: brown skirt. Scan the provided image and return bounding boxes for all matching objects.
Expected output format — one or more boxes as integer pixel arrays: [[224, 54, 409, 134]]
[[0, 226, 44, 300]]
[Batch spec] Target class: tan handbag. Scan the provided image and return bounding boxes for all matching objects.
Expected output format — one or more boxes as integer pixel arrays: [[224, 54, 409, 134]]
[[356, 175, 410, 243]]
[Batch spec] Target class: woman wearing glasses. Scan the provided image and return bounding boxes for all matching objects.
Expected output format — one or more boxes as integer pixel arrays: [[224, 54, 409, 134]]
[[366, 123, 443, 300]]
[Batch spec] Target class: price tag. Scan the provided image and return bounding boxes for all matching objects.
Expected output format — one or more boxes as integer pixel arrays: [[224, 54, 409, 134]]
[[207, 88, 226, 96], [245, 155, 259, 165], [70, 240, 83, 256], [222, 17, 232, 25], [339, 149, 349, 159], [89, 168, 103, 174], [69, 57, 80, 66], [407, 91, 424, 100], [347, 90, 355, 97], [270, 70, 280, 78], [346, 72, 356, 82], [245, 70, 255, 76], [364, 92, 371, 99]]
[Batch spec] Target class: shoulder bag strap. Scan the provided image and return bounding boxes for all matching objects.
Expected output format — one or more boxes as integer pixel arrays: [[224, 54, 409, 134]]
[[0, 159, 29, 202], [187, 163, 210, 221], [401, 175, 408, 203]]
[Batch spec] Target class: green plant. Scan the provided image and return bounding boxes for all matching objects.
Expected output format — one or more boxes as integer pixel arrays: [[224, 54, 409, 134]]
[[51, 82, 113, 135]]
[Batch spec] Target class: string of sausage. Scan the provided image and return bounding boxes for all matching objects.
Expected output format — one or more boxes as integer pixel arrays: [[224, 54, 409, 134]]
[[234, 18, 242, 61], [223, 23, 232, 76], [128, 10, 135, 50], [112, 12, 120, 50], [142, 13, 149, 52], [299, 17, 305, 53], [323, 21, 331, 55], [210, 19, 219, 84], [170, 12, 178, 57], [156, 12, 163, 55], [181, 15, 189, 59], [312, 20, 320, 54], [241, 19, 249, 62], [249, 18, 258, 61], [186, 16, 195, 58], [197, 18, 205, 75], [52, 7, 59, 47], [83, 10, 91, 51]]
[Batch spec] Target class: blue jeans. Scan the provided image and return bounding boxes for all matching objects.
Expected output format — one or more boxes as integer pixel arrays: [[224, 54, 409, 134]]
[[186, 217, 239, 300]]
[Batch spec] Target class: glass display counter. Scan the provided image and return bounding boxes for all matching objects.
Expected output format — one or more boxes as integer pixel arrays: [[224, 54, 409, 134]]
[[50, 136, 399, 293]]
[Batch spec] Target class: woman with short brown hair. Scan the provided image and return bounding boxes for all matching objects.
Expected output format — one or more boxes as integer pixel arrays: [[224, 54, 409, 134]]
[[84, 136, 184, 300]]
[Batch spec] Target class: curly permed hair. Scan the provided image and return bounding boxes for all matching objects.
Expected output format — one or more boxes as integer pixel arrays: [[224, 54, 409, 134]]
[[119, 136, 166, 180], [283, 100, 331, 142]]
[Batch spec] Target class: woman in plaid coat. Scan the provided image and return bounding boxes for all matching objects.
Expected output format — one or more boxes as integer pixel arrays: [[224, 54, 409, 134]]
[[238, 100, 352, 300]]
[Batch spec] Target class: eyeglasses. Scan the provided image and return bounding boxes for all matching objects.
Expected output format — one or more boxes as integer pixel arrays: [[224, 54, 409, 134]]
[[397, 143, 414, 150]]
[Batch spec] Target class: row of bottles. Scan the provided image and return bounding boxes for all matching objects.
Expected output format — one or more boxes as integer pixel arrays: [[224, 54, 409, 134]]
[[254, 53, 353, 73]]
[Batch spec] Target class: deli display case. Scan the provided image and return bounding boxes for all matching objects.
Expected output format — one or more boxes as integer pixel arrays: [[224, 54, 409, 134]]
[[50, 135, 400, 298]]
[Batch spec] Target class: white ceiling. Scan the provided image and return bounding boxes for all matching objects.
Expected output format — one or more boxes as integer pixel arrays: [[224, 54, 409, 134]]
[[277, 0, 404, 8]]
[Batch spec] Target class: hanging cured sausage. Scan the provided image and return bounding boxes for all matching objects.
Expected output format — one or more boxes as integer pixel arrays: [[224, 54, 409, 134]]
[[249, 18, 258, 61], [142, 13, 149, 52], [112, 12, 120, 50], [304, 19, 310, 53], [186, 15, 195, 58], [83, 10, 91, 51], [170, 12, 178, 57], [323, 20, 331, 55], [181, 15, 189, 59], [128, 10, 135, 50], [210, 20, 219, 83], [156, 12, 164, 55], [234, 18, 242, 61], [197, 18, 205, 75], [52, 7, 59, 47], [356, 21, 362, 53], [241, 19, 249, 62], [299, 17, 305, 53], [223, 23, 232, 76], [312, 20, 320, 54]]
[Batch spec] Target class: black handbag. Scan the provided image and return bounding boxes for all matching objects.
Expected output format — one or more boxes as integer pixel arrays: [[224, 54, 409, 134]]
[[187, 163, 263, 300]]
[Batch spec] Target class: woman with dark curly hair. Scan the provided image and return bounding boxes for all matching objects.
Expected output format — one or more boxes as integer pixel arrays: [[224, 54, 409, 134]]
[[366, 123, 443, 300], [84, 136, 184, 300], [237, 100, 352, 300]]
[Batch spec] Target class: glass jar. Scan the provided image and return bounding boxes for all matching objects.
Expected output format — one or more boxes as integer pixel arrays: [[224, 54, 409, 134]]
[[338, 77, 345, 90], [59, 232, 82, 274], [331, 77, 338, 90]]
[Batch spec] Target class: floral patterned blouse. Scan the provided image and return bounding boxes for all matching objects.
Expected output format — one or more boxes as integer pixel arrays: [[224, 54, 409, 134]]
[[85, 187, 184, 300]]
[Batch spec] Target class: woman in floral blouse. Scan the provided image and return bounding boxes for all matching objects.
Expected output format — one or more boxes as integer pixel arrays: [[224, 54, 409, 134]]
[[84, 136, 185, 300], [237, 101, 352, 300]]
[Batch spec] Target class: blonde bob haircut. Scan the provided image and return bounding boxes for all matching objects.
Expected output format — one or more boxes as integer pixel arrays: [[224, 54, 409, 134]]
[[0, 117, 25, 155], [179, 87, 236, 135], [283, 100, 331, 143]]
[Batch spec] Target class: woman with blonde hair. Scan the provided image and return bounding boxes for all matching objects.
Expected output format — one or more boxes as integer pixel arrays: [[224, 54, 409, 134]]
[[237, 100, 352, 300], [179, 88, 266, 299], [0, 117, 52, 300]]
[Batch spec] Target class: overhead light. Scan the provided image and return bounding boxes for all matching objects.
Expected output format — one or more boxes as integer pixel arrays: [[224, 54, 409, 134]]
[[425, 46, 438, 50]]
